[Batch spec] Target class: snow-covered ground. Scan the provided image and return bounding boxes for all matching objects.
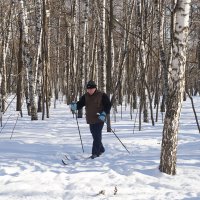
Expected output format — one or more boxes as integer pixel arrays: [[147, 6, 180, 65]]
[[0, 97, 200, 200]]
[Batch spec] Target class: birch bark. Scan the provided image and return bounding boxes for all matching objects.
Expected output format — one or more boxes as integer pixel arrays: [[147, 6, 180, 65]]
[[83, 0, 89, 86], [96, 0, 106, 91], [34, 0, 43, 112], [0, 2, 13, 112], [197, 26, 200, 69], [159, 0, 191, 175], [154, 0, 168, 112], [20, 0, 38, 120]]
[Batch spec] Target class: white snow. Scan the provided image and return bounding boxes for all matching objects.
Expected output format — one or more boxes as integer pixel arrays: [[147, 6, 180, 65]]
[[0, 97, 200, 200]]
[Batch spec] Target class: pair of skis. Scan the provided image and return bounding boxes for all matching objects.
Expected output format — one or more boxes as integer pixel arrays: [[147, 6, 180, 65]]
[[61, 154, 92, 165]]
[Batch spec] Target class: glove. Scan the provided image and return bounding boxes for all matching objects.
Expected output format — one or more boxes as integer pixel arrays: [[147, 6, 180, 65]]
[[70, 102, 77, 111], [98, 111, 106, 122]]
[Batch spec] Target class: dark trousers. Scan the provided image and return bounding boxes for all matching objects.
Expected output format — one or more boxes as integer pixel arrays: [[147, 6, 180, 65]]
[[89, 123, 105, 156]]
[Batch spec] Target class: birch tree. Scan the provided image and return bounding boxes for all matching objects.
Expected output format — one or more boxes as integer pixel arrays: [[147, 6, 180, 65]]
[[82, 0, 89, 87], [159, 0, 191, 175], [68, 0, 78, 102], [154, 0, 168, 112], [34, 0, 43, 112], [0, 1, 13, 112], [20, 0, 38, 120], [17, 10, 23, 113], [96, 0, 106, 91], [106, 0, 113, 132], [41, 0, 51, 119], [134, 0, 151, 129], [198, 26, 200, 69]]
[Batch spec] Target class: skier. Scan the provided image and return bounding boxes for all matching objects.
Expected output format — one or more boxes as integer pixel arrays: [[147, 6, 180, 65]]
[[70, 80, 112, 159]]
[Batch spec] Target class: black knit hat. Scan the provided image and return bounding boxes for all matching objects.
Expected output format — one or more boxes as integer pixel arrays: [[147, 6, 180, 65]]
[[86, 80, 97, 89]]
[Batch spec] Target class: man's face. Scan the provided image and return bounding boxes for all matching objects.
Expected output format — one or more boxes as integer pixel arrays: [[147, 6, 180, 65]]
[[87, 88, 96, 95]]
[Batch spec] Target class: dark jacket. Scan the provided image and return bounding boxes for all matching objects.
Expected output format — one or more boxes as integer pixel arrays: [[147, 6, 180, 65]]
[[77, 90, 111, 124]]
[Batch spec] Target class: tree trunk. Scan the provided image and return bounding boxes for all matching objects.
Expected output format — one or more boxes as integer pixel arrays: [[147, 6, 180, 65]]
[[35, 0, 43, 112], [96, 0, 106, 91], [197, 27, 200, 69], [106, 0, 113, 132], [83, 0, 89, 86], [16, 17, 23, 112], [20, 0, 38, 120], [154, 0, 168, 112], [159, 0, 191, 175], [42, 0, 50, 119]]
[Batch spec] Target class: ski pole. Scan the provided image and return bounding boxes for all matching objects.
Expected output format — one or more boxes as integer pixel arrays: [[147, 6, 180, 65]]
[[71, 101, 84, 153], [75, 111, 84, 153], [107, 123, 130, 154], [97, 113, 130, 154]]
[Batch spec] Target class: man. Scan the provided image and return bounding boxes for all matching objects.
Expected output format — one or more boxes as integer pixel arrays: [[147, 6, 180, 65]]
[[71, 80, 111, 159]]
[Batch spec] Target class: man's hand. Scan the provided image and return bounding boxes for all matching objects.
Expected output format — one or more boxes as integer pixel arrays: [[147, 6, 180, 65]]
[[98, 111, 106, 122], [70, 102, 77, 111]]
